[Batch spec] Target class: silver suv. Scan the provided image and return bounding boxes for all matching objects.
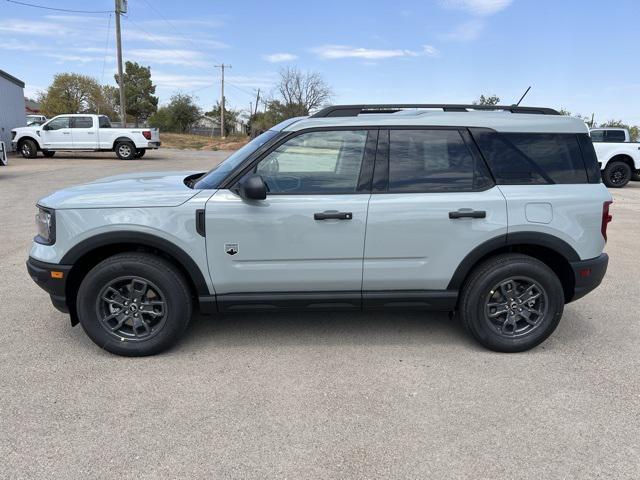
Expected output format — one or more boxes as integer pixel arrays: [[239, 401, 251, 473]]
[[26, 104, 612, 356]]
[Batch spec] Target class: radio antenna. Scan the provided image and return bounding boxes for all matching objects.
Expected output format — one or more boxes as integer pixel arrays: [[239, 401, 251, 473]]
[[515, 86, 532, 106]]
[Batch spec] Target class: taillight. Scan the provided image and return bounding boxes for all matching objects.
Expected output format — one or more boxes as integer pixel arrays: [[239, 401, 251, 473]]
[[142, 130, 151, 140], [601, 200, 613, 241]]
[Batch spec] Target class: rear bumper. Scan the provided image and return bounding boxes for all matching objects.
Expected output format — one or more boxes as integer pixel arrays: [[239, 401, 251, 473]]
[[569, 253, 608, 302], [26, 257, 72, 313], [147, 141, 161, 149]]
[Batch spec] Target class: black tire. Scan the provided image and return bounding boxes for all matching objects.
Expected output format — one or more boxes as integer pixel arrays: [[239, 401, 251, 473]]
[[19, 139, 38, 158], [76, 253, 193, 356], [458, 253, 564, 353], [602, 161, 632, 188], [631, 173, 640, 182], [135, 149, 146, 158], [114, 141, 136, 160], [42, 150, 55, 158]]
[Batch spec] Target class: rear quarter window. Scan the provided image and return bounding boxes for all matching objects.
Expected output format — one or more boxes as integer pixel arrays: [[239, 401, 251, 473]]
[[471, 130, 589, 184]]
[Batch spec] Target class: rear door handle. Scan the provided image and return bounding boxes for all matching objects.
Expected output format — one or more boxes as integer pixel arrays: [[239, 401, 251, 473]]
[[449, 209, 486, 219], [314, 210, 353, 220]]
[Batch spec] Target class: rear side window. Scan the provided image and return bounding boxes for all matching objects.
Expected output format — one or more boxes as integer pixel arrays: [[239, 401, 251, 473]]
[[605, 130, 626, 142], [590, 130, 604, 142], [388, 129, 492, 192], [72, 117, 93, 128], [471, 130, 588, 184]]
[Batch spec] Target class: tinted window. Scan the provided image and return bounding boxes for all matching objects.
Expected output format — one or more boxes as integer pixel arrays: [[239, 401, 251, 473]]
[[472, 130, 588, 184], [388, 129, 491, 192], [577, 134, 602, 184], [590, 130, 604, 142], [46, 117, 70, 130], [72, 116, 93, 128], [98, 116, 111, 128], [253, 130, 367, 194], [605, 130, 626, 142]]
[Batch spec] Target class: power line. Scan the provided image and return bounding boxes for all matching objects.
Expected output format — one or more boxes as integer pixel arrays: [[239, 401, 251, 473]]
[[5, 0, 111, 14], [99, 13, 113, 85]]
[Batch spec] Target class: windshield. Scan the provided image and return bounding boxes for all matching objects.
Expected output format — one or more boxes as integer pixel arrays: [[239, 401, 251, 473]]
[[193, 129, 281, 189]]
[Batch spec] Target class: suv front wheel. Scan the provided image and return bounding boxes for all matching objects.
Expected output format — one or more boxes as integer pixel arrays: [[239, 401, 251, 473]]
[[76, 252, 193, 356], [458, 253, 564, 352]]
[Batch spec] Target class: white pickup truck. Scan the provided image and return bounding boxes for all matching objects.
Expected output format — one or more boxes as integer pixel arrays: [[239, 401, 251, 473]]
[[11, 114, 160, 160], [590, 127, 640, 187]]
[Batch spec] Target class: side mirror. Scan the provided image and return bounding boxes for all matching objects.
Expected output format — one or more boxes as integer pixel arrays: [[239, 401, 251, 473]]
[[238, 174, 267, 200]]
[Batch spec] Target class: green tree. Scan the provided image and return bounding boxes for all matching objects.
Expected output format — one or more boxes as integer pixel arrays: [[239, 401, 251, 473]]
[[115, 61, 158, 126], [205, 100, 239, 136], [148, 93, 201, 133], [96, 85, 120, 119], [38, 73, 105, 116], [473, 94, 501, 106]]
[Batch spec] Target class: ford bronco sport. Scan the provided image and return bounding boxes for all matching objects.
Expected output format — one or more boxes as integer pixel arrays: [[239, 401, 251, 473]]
[[26, 104, 612, 356]]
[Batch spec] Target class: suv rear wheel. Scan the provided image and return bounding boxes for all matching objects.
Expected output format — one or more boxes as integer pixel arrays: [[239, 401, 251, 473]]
[[602, 161, 632, 188], [458, 253, 564, 352], [76, 253, 192, 356]]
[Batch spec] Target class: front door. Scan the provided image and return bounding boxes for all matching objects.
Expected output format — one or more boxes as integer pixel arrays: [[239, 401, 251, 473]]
[[205, 129, 376, 301], [70, 116, 97, 149], [41, 116, 73, 149], [363, 128, 508, 292]]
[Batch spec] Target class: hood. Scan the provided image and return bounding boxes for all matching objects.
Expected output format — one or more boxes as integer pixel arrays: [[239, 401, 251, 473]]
[[13, 125, 41, 134], [39, 171, 203, 209]]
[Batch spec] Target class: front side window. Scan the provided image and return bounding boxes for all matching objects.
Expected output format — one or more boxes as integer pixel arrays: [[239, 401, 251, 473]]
[[46, 117, 70, 130], [72, 117, 93, 128], [388, 129, 490, 192], [590, 130, 604, 142], [98, 116, 111, 128], [253, 130, 368, 194]]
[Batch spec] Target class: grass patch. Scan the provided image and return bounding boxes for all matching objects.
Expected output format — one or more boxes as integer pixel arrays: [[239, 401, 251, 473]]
[[160, 133, 249, 151]]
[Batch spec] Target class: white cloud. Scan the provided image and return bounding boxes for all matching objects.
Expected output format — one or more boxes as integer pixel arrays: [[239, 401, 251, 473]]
[[439, 19, 485, 42], [313, 44, 440, 60], [439, 0, 512, 15], [127, 49, 209, 68], [0, 19, 72, 36], [153, 72, 212, 89], [262, 53, 298, 63]]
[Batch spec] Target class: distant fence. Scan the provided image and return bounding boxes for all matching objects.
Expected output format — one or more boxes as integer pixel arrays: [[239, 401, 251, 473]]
[[189, 127, 222, 137]]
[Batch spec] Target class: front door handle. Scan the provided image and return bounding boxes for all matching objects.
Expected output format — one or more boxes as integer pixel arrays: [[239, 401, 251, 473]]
[[314, 210, 353, 220], [449, 209, 486, 219]]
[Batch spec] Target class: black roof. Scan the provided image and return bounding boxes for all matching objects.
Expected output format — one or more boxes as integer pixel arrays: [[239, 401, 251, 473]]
[[0, 69, 26, 88]]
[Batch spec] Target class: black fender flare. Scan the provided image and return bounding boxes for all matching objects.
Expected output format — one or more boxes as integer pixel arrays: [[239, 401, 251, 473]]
[[447, 232, 580, 290], [60, 231, 211, 295]]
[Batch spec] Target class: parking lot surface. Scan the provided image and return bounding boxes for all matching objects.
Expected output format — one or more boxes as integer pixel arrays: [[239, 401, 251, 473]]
[[1, 149, 639, 479]]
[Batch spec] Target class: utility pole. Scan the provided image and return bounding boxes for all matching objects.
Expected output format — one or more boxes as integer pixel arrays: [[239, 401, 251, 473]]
[[214, 64, 231, 138], [254, 88, 260, 116], [114, 0, 126, 126]]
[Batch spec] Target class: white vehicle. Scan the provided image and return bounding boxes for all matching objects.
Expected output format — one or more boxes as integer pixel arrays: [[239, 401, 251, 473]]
[[27, 104, 612, 356], [26, 114, 47, 126], [590, 128, 640, 187], [11, 114, 160, 160]]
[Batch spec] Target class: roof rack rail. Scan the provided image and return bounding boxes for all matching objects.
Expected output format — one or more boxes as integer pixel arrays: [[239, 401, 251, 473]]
[[311, 104, 560, 118]]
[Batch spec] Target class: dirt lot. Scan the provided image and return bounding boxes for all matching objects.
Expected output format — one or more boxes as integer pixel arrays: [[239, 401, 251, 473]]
[[1, 149, 639, 479]]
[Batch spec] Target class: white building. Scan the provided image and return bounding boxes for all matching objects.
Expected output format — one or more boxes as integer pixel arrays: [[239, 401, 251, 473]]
[[0, 70, 26, 151]]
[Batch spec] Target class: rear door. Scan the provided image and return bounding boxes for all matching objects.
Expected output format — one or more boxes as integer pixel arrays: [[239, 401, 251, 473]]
[[205, 129, 376, 303], [363, 128, 508, 295], [41, 116, 73, 149], [70, 116, 98, 149]]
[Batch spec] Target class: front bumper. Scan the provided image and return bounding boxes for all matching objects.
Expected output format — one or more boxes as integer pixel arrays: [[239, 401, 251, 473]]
[[569, 253, 608, 302], [26, 257, 72, 313]]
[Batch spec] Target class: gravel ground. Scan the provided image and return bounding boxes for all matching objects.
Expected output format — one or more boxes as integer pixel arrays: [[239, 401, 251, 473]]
[[1, 149, 639, 479]]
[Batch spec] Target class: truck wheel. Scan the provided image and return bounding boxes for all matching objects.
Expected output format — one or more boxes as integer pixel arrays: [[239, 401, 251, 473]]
[[115, 141, 136, 160], [42, 150, 55, 158], [19, 139, 38, 158], [602, 161, 632, 188], [76, 252, 193, 356], [135, 149, 146, 158], [458, 253, 564, 353]]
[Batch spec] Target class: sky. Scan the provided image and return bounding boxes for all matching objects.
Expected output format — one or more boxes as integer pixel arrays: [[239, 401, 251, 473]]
[[2, 0, 640, 124]]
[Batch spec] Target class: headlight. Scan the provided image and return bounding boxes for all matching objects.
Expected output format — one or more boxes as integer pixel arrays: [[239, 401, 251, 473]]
[[35, 206, 55, 245]]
